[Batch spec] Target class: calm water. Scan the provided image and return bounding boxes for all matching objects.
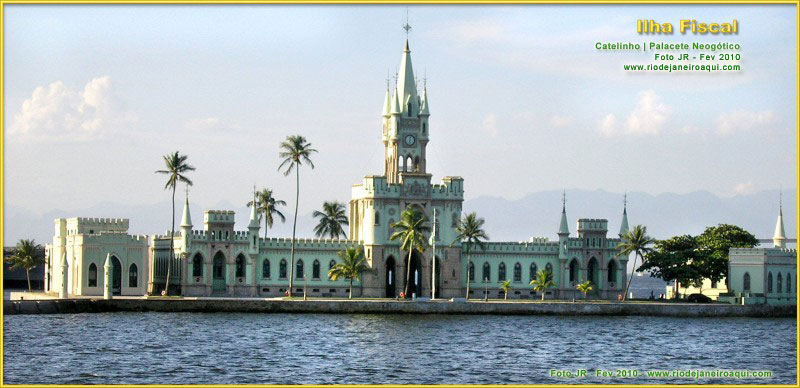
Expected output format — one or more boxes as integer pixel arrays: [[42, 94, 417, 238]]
[[3, 313, 795, 384]]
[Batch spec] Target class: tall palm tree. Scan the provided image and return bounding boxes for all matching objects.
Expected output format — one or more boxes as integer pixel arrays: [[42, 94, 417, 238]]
[[5, 239, 43, 292], [619, 224, 656, 301], [530, 269, 555, 301], [313, 201, 349, 239], [390, 207, 430, 298], [452, 212, 489, 300], [155, 151, 195, 296], [247, 188, 286, 238], [328, 246, 371, 299], [499, 279, 511, 300], [279, 135, 317, 295], [577, 280, 594, 300]]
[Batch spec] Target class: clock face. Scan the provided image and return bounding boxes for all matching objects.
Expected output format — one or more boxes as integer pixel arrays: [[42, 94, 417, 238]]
[[404, 135, 416, 146]]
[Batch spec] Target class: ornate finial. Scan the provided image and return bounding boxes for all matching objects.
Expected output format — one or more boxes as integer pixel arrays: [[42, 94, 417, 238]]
[[393, 72, 398, 86], [403, 8, 412, 36], [624, 192, 627, 209], [386, 69, 391, 90], [423, 68, 427, 89], [185, 185, 189, 198], [562, 190, 566, 210], [779, 186, 783, 213]]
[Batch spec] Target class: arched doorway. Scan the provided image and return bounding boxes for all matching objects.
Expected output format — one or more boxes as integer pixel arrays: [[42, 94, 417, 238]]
[[212, 251, 226, 294], [607, 260, 617, 286], [110, 255, 122, 295], [587, 257, 598, 287], [385, 256, 396, 298], [569, 259, 579, 286], [403, 251, 423, 298]]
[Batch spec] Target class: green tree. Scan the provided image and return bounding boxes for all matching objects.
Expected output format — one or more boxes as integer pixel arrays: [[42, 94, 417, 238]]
[[247, 188, 286, 238], [638, 235, 705, 299], [618, 224, 656, 301], [5, 239, 43, 292], [451, 212, 489, 300], [499, 279, 511, 300], [278, 135, 317, 295], [313, 201, 349, 239], [695, 224, 758, 285], [390, 207, 430, 298], [576, 280, 594, 300], [530, 269, 555, 301], [155, 151, 195, 295], [328, 246, 371, 299]]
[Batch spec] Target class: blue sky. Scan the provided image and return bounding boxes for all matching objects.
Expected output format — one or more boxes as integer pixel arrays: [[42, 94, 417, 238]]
[[3, 4, 796, 218]]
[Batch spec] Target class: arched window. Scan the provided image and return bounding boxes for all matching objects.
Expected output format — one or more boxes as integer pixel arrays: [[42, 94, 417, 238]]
[[482, 262, 490, 282], [279, 259, 287, 279], [452, 213, 459, 227], [407, 102, 412, 116], [192, 253, 203, 277], [530, 263, 538, 282], [607, 260, 617, 283], [414, 156, 420, 172], [296, 259, 304, 279], [777, 273, 782, 293], [88, 263, 98, 287], [312, 260, 321, 279], [468, 262, 475, 281], [743, 272, 751, 291], [235, 255, 245, 277], [406, 156, 413, 172], [513, 263, 522, 282], [498, 263, 506, 281], [399, 155, 405, 172], [545, 263, 553, 274], [768, 272, 773, 293], [262, 259, 270, 278], [569, 259, 578, 282], [423, 122, 426, 134], [787, 273, 792, 293], [129, 263, 138, 287], [329, 260, 336, 279], [374, 211, 380, 226]]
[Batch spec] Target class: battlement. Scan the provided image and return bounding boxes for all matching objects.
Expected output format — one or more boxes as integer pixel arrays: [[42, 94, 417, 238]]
[[730, 247, 797, 256], [204, 210, 235, 224], [56, 217, 130, 236], [262, 237, 361, 250], [577, 219, 608, 232], [475, 241, 560, 254]]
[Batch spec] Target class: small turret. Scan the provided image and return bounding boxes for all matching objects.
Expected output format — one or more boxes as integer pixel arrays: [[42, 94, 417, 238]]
[[774, 192, 786, 248], [419, 82, 430, 116], [390, 87, 401, 115], [382, 86, 392, 117], [558, 191, 569, 236], [619, 194, 630, 237], [180, 193, 192, 228], [248, 188, 260, 229]]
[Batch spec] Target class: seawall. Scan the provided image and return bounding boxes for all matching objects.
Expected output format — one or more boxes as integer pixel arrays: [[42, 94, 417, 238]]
[[3, 299, 795, 317]]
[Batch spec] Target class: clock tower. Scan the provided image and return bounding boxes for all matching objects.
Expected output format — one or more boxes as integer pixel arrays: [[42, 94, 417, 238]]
[[382, 39, 430, 184]]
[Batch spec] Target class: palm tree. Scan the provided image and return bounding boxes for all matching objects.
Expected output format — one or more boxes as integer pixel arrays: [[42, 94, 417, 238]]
[[328, 246, 371, 299], [5, 239, 43, 292], [452, 212, 489, 300], [530, 269, 555, 301], [155, 151, 195, 296], [247, 188, 286, 238], [499, 279, 511, 300], [619, 224, 656, 301], [390, 207, 430, 298], [313, 201, 349, 239], [279, 135, 317, 295], [577, 280, 594, 300]]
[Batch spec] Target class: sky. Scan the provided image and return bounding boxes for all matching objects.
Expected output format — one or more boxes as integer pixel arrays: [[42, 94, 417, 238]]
[[3, 4, 797, 231]]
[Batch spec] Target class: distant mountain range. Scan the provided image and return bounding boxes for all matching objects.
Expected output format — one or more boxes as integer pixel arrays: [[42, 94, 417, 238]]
[[4, 188, 794, 247]]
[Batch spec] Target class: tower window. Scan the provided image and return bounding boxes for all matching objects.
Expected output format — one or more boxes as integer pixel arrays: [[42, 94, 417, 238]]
[[423, 122, 426, 134], [407, 102, 411, 116]]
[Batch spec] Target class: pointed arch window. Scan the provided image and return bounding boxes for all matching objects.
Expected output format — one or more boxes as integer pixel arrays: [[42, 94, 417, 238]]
[[407, 102, 412, 116], [235, 255, 245, 278], [607, 260, 617, 283], [192, 253, 203, 277], [468, 262, 475, 282], [498, 262, 507, 281], [545, 263, 553, 274], [129, 263, 138, 287], [513, 263, 522, 282], [529, 263, 538, 282], [88, 263, 98, 287], [777, 273, 783, 293], [482, 262, 490, 282], [312, 260, 321, 279], [743, 272, 751, 291], [279, 259, 287, 279], [768, 272, 773, 293], [374, 211, 380, 226], [787, 273, 792, 293], [296, 259, 305, 279]]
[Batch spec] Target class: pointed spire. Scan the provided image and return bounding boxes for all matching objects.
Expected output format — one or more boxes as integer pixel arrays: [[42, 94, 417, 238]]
[[396, 38, 418, 117], [390, 86, 401, 114], [773, 190, 786, 248], [558, 190, 569, 235], [419, 78, 430, 116], [619, 193, 629, 237], [180, 189, 192, 228], [382, 74, 392, 117], [249, 186, 260, 229]]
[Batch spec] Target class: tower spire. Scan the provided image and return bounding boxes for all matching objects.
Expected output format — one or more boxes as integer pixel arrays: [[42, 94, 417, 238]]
[[774, 188, 786, 248], [249, 185, 260, 229], [619, 192, 630, 237], [180, 187, 192, 228], [558, 190, 569, 235]]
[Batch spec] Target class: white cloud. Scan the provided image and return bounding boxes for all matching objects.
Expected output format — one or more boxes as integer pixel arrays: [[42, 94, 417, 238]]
[[549, 115, 573, 128], [733, 181, 756, 196], [599, 90, 672, 137], [715, 110, 776, 136], [9, 76, 136, 142], [482, 113, 498, 137]]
